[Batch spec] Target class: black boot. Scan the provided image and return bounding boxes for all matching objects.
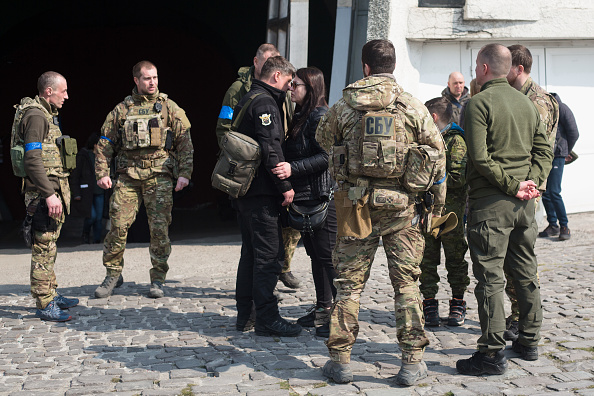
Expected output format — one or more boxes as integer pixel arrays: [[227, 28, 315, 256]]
[[423, 298, 440, 326]]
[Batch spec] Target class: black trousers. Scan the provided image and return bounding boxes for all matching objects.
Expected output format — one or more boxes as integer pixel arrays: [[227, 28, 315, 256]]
[[301, 199, 338, 308], [235, 196, 284, 323]]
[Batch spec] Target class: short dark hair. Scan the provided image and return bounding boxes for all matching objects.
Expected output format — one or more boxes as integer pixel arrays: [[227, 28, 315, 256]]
[[37, 71, 65, 94], [256, 43, 280, 59], [508, 44, 533, 74], [361, 39, 396, 74], [424, 97, 452, 122], [259, 56, 296, 80], [478, 44, 512, 78], [133, 60, 157, 79]]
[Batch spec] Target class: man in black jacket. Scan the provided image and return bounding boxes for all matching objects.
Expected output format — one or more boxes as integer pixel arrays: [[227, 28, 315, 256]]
[[539, 93, 580, 240], [232, 56, 302, 337]]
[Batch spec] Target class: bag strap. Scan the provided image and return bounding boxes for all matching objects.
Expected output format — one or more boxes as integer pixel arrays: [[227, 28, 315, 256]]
[[231, 92, 264, 131]]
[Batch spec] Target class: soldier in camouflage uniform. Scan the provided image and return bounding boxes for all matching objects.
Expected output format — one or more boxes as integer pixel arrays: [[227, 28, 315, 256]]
[[94, 61, 194, 299], [11, 72, 79, 321], [505, 44, 559, 340], [215, 43, 301, 289], [420, 97, 470, 327], [316, 40, 446, 386]]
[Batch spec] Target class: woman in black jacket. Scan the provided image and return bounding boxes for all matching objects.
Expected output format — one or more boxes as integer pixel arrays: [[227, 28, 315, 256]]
[[272, 67, 337, 337]]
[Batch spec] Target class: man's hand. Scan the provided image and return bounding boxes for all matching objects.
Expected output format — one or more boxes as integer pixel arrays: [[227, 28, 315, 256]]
[[281, 189, 294, 206], [97, 176, 112, 189], [515, 180, 540, 201], [175, 177, 190, 192], [272, 162, 292, 180], [46, 194, 63, 219]]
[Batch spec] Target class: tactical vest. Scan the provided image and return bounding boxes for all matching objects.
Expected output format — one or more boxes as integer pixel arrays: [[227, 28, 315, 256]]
[[332, 99, 444, 193], [115, 94, 171, 173], [10, 96, 68, 178], [120, 94, 169, 151]]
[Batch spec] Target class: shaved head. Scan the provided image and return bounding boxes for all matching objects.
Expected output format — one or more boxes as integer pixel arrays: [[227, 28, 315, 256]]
[[447, 71, 465, 99], [478, 44, 512, 78]]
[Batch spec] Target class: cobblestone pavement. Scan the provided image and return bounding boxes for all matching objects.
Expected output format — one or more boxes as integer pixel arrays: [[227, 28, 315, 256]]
[[1, 213, 593, 395]]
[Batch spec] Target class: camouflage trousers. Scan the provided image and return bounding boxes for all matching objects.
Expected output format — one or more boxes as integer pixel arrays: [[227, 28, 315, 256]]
[[25, 192, 65, 309], [326, 207, 429, 364], [420, 196, 470, 299], [282, 226, 301, 273], [103, 174, 173, 283]]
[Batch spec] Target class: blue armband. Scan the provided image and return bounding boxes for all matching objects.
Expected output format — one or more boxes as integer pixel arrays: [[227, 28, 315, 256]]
[[218, 106, 234, 120], [100, 136, 113, 144], [25, 142, 42, 152], [433, 173, 447, 185]]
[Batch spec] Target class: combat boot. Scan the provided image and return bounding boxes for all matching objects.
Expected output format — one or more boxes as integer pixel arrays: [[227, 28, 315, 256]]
[[322, 360, 353, 383], [456, 350, 508, 375], [512, 339, 538, 361], [279, 271, 301, 289], [395, 361, 428, 386], [423, 298, 440, 326], [94, 274, 124, 298], [503, 316, 519, 341], [35, 300, 72, 322], [447, 298, 466, 326], [54, 294, 79, 309], [148, 281, 165, 298]]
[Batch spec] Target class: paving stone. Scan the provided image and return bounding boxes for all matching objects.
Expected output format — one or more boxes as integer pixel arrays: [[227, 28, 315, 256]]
[[547, 380, 594, 391]]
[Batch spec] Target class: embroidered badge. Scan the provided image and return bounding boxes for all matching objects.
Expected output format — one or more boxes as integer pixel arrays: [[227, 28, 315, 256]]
[[259, 113, 272, 126]]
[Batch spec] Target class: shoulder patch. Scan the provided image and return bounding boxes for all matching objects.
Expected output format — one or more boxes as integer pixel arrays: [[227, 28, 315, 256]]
[[259, 113, 272, 126]]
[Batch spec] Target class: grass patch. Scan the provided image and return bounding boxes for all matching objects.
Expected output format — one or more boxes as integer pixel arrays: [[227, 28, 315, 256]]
[[577, 347, 594, 352], [179, 385, 194, 396], [111, 377, 121, 383], [444, 392, 454, 396], [417, 382, 429, 387], [280, 380, 290, 390], [313, 382, 327, 388]]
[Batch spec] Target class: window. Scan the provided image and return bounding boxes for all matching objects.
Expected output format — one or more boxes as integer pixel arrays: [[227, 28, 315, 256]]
[[267, 0, 290, 57], [418, 0, 465, 7]]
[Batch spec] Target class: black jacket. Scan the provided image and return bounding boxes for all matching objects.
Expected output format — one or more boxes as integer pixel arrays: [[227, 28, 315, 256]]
[[70, 148, 105, 218], [233, 79, 292, 198], [284, 106, 333, 202], [551, 93, 579, 158]]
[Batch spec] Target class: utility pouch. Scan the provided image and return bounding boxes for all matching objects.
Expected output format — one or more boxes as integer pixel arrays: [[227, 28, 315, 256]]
[[56, 136, 78, 171], [402, 144, 443, 192], [164, 129, 173, 150], [369, 188, 408, 211], [32, 199, 58, 233], [10, 145, 26, 177], [334, 189, 372, 239], [331, 145, 348, 181], [21, 215, 33, 247], [149, 118, 165, 148]]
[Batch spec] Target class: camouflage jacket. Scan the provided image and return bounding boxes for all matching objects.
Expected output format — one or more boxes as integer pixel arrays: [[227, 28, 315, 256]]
[[442, 122, 467, 204], [216, 66, 294, 148], [96, 89, 194, 181], [520, 77, 559, 147], [316, 74, 446, 214]]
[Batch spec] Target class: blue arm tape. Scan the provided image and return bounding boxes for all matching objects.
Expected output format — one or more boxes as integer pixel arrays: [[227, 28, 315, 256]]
[[433, 173, 447, 185], [218, 106, 234, 120], [24, 142, 42, 152], [100, 136, 113, 144]]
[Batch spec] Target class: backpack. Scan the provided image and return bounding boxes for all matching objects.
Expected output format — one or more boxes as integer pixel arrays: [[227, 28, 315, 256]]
[[211, 93, 263, 198]]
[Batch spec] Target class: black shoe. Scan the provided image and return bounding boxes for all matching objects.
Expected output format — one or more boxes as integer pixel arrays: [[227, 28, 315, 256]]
[[279, 272, 301, 289], [315, 322, 330, 338], [298, 305, 331, 328], [503, 316, 519, 341], [236, 305, 256, 332], [255, 317, 302, 337], [423, 298, 440, 326], [456, 350, 508, 375], [82, 233, 90, 244], [447, 298, 466, 326], [512, 339, 538, 361], [559, 226, 571, 241], [538, 224, 560, 237]]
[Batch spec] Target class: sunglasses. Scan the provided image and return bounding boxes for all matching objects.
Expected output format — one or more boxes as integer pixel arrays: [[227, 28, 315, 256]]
[[291, 80, 306, 89]]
